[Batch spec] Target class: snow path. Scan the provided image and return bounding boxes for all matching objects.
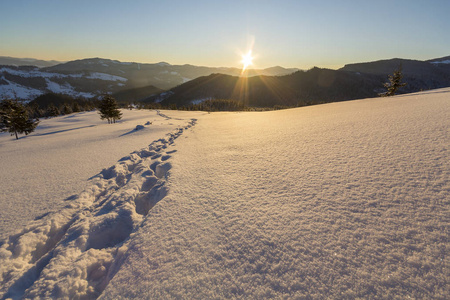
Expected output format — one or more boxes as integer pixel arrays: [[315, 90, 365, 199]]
[[0, 117, 197, 299], [0, 110, 202, 239], [101, 89, 449, 299]]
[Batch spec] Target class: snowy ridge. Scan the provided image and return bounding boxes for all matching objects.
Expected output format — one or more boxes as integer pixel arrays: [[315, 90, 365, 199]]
[[0, 67, 126, 82], [0, 118, 197, 299], [0, 66, 127, 100], [0, 67, 80, 79], [0, 76, 43, 99]]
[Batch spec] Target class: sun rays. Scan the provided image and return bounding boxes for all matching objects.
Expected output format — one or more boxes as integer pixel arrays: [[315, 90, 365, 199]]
[[241, 50, 254, 73]]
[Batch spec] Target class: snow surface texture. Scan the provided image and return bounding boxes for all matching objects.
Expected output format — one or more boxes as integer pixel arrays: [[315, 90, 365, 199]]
[[0, 110, 201, 239], [0, 89, 449, 299], [100, 89, 449, 299], [0, 112, 197, 299]]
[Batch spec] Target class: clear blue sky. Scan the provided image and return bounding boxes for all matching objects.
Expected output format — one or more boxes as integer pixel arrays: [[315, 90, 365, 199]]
[[1, 0, 449, 69]]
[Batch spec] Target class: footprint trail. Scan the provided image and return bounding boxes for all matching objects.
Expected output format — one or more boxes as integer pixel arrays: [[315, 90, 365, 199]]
[[0, 118, 197, 299]]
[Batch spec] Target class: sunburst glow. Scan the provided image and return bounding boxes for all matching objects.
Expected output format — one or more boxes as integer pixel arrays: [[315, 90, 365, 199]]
[[241, 50, 254, 73]]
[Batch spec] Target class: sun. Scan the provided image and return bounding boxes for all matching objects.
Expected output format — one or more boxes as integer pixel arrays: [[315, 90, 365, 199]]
[[241, 50, 254, 73]]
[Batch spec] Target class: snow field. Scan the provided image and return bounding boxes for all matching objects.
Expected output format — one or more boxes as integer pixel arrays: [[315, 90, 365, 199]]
[[0, 116, 197, 298], [0, 109, 202, 239], [0, 88, 448, 299], [101, 89, 449, 299]]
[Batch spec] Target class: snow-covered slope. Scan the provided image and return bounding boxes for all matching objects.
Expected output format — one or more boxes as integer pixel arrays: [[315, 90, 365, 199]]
[[0, 109, 202, 240], [0, 66, 127, 100], [0, 89, 448, 299], [0, 57, 301, 100]]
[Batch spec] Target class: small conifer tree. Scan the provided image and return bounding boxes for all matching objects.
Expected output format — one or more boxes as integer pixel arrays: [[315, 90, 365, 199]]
[[0, 99, 39, 139], [72, 102, 81, 112], [47, 103, 60, 117], [98, 95, 122, 124], [63, 103, 73, 115], [380, 65, 407, 97]]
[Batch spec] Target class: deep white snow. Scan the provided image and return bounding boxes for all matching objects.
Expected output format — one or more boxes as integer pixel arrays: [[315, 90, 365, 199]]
[[0, 89, 448, 299]]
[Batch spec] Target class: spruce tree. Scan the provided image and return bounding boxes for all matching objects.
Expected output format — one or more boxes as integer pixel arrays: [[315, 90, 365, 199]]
[[380, 65, 407, 97], [0, 99, 39, 140], [47, 103, 60, 117], [63, 103, 73, 115], [72, 102, 81, 113], [98, 95, 122, 124]]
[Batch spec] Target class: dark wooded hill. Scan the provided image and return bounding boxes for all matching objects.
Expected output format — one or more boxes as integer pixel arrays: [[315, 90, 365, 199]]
[[340, 57, 450, 93], [148, 57, 450, 108], [149, 68, 384, 107]]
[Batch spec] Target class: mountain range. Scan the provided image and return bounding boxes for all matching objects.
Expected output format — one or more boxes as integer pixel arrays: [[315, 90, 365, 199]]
[[0, 57, 298, 101], [154, 56, 450, 108], [1, 55, 449, 107], [0, 56, 63, 68]]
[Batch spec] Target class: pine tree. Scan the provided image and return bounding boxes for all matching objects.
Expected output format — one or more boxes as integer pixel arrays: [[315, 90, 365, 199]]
[[380, 65, 407, 97], [63, 103, 73, 115], [47, 103, 60, 117], [72, 102, 81, 113], [98, 95, 122, 124], [0, 99, 39, 140]]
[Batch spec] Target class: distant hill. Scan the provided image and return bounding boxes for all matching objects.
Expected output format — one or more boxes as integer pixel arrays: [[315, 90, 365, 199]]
[[0, 56, 63, 68], [150, 68, 384, 108], [427, 55, 450, 64], [27, 93, 95, 111], [339, 56, 450, 92], [1, 55, 449, 105], [0, 57, 298, 101], [112, 85, 164, 103], [43, 58, 298, 90], [149, 56, 450, 108]]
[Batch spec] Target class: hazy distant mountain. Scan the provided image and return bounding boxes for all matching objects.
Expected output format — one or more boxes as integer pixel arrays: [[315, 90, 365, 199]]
[[0, 57, 298, 100], [0, 56, 63, 68], [43, 58, 299, 89]]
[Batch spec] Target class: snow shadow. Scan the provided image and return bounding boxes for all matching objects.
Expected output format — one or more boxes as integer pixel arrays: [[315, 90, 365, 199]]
[[35, 125, 96, 136], [119, 124, 149, 137]]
